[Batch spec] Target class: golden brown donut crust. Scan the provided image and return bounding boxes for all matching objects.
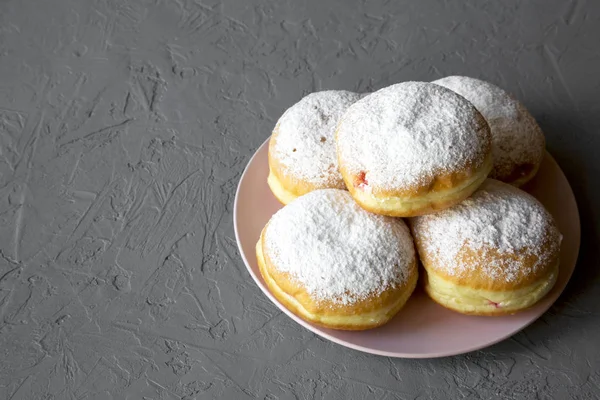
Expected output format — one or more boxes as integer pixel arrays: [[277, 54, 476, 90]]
[[420, 262, 559, 316], [256, 229, 418, 330], [338, 152, 493, 217], [337, 129, 491, 200], [411, 209, 560, 292]]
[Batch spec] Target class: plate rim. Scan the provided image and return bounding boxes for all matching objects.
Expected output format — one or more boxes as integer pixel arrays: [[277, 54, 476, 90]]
[[233, 137, 582, 358]]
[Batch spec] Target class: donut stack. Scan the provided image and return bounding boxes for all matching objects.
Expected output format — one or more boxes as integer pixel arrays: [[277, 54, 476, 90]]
[[258, 77, 562, 330]]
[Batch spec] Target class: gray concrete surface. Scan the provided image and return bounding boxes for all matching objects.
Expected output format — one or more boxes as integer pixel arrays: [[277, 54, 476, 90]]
[[0, 0, 599, 399]]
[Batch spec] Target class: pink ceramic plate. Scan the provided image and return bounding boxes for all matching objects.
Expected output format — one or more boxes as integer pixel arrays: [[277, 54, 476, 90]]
[[233, 138, 581, 358]]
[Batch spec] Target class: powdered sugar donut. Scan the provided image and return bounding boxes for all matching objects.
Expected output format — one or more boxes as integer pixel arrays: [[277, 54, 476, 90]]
[[256, 189, 418, 330], [336, 81, 493, 217], [433, 76, 545, 187], [268, 90, 362, 204], [410, 179, 562, 316]]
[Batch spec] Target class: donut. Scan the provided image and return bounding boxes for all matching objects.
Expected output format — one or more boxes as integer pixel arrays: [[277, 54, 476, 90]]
[[268, 90, 362, 204], [336, 81, 493, 217], [433, 76, 545, 187], [256, 189, 418, 330], [410, 179, 562, 316]]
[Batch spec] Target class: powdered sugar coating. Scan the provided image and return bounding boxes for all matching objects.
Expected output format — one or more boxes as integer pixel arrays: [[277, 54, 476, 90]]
[[263, 189, 415, 305], [272, 90, 362, 187], [433, 76, 545, 184], [410, 180, 562, 282], [336, 82, 491, 191]]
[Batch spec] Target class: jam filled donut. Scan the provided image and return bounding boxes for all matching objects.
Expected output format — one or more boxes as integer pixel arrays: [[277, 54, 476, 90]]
[[268, 90, 362, 204], [256, 189, 418, 330], [433, 76, 545, 187], [410, 179, 562, 316], [336, 81, 493, 217]]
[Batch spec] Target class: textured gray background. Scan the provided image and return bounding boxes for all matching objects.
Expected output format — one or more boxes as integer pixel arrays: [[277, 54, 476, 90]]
[[0, 0, 599, 399]]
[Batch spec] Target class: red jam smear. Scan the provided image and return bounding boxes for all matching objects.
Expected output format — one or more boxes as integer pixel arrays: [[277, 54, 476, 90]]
[[487, 300, 501, 309], [355, 171, 368, 189]]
